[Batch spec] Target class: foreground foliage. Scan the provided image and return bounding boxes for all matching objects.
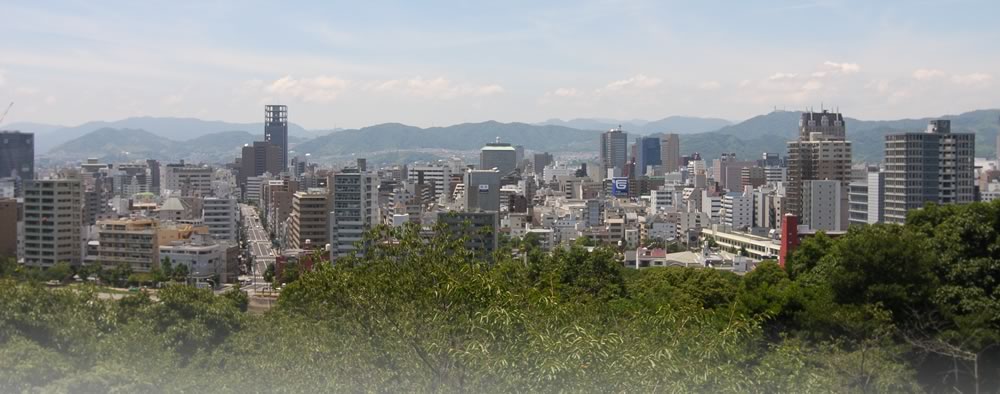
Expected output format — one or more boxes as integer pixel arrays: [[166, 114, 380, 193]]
[[2, 201, 1000, 392]]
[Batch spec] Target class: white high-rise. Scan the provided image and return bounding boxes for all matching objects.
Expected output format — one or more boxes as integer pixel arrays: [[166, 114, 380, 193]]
[[329, 161, 378, 258]]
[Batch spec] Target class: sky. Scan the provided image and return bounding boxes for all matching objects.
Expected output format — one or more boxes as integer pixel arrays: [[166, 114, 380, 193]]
[[1, 0, 999, 130]]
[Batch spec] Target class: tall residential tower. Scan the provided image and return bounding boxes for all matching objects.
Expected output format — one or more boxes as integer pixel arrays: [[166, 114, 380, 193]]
[[883, 120, 975, 223], [786, 110, 852, 231]]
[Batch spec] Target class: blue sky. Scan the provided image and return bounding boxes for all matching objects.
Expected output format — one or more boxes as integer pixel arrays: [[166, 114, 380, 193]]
[[1, 0, 998, 129]]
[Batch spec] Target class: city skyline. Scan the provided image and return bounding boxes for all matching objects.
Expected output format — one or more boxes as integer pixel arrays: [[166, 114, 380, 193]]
[[1, 0, 999, 129]]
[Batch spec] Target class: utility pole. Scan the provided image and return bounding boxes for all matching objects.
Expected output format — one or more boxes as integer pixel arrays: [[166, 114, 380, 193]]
[[0, 102, 13, 124]]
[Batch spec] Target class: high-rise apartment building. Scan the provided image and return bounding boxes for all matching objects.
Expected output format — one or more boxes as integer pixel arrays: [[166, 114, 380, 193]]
[[883, 120, 975, 223], [23, 176, 83, 267], [600, 127, 628, 179], [265, 105, 289, 169], [786, 110, 852, 231], [0, 131, 34, 183], [329, 161, 378, 258], [660, 133, 680, 173]]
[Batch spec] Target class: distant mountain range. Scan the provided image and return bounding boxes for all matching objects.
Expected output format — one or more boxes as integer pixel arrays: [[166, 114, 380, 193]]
[[538, 116, 732, 135], [2, 117, 325, 154], [675, 109, 1000, 163], [13, 110, 1000, 165]]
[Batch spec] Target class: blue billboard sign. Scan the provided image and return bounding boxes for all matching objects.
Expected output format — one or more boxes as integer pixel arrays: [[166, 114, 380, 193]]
[[612, 177, 629, 196]]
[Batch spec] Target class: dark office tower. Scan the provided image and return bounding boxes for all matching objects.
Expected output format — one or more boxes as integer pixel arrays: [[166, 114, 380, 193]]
[[146, 159, 161, 195], [533, 152, 553, 176], [265, 105, 289, 169], [635, 136, 661, 176], [238, 141, 283, 190], [0, 131, 34, 182]]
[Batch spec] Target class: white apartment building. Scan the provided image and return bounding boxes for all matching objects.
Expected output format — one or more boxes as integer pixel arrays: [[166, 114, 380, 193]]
[[23, 177, 84, 267]]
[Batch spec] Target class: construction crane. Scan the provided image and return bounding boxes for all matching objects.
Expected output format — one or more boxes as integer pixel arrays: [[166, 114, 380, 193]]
[[0, 102, 12, 125]]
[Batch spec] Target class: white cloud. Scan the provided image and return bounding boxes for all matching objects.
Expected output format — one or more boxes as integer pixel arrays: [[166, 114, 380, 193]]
[[162, 94, 184, 106], [15, 87, 39, 95], [810, 71, 828, 78], [951, 72, 993, 86], [698, 81, 721, 90], [371, 77, 504, 100], [865, 79, 890, 94], [802, 80, 823, 91], [550, 88, 580, 97], [0, 69, 6, 86], [265, 75, 350, 103], [768, 72, 798, 81], [823, 61, 860, 74], [912, 68, 945, 80], [605, 74, 662, 90], [44, 96, 57, 105]]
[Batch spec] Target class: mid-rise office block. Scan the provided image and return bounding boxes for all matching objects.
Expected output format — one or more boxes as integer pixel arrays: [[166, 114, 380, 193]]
[[164, 162, 214, 196], [289, 189, 329, 250], [96, 218, 159, 272], [464, 169, 501, 213], [408, 164, 452, 201], [803, 180, 844, 232], [438, 211, 498, 260], [202, 197, 239, 242], [883, 120, 975, 223], [480, 141, 518, 175], [23, 176, 83, 267]]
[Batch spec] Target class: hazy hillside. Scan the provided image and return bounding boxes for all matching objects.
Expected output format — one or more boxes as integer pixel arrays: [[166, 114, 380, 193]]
[[296, 121, 601, 158], [45, 129, 261, 164], [676, 109, 1000, 162], [46, 128, 179, 162], [20, 117, 319, 153], [37, 110, 1000, 165], [540, 116, 731, 135]]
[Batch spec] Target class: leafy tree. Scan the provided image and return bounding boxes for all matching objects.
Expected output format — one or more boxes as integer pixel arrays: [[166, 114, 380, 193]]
[[171, 264, 189, 283], [44, 262, 72, 283], [263, 263, 275, 283]]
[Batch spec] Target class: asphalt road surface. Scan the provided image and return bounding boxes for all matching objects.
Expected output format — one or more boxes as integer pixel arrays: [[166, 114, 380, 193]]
[[240, 204, 277, 294]]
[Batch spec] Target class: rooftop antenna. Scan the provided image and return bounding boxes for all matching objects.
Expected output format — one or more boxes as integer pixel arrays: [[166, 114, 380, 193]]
[[0, 102, 13, 125]]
